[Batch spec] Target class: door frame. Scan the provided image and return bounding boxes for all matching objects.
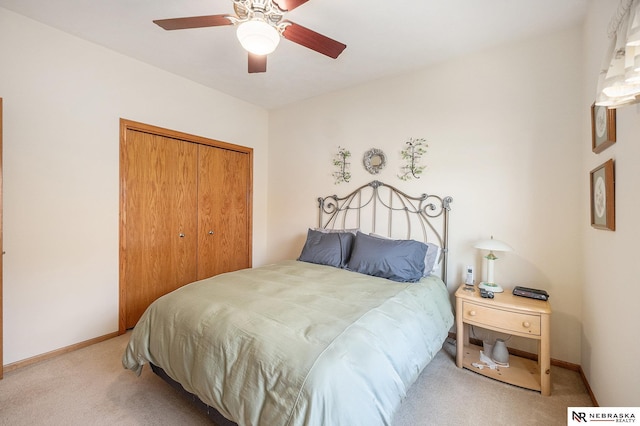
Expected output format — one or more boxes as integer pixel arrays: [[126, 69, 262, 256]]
[[118, 119, 253, 334], [1, 98, 4, 378]]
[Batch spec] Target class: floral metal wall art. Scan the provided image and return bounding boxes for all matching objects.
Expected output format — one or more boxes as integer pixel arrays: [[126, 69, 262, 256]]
[[332, 146, 351, 184], [398, 137, 428, 181]]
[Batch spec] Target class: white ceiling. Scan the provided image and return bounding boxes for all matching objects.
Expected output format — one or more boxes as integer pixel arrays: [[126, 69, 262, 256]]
[[0, 0, 588, 109]]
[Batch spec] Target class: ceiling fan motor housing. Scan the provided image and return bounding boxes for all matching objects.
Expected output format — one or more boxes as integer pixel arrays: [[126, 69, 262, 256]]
[[233, 0, 285, 25]]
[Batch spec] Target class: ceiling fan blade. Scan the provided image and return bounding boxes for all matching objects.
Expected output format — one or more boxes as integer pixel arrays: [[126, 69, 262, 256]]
[[282, 21, 346, 59], [273, 0, 310, 11], [248, 53, 267, 73], [153, 15, 233, 30]]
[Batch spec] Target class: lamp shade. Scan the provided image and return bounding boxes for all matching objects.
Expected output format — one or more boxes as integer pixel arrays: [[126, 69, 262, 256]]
[[474, 237, 513, 253], [474, 236, 512, 293], [236, 19, 280, 55]]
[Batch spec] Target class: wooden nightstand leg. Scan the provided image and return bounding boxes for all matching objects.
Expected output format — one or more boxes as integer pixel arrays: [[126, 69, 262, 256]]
[[539, 315, 551, 396], [455, 296, 466, 368]]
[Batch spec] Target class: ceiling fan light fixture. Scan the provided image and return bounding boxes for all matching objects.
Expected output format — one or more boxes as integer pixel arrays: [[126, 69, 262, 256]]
[[236, 18, 280, 55]]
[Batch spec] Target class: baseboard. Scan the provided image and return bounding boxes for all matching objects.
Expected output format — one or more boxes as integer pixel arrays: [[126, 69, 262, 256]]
[[577, 366, 600, 407], [2, 331, 119, 374], [447, 332, 598, 406]]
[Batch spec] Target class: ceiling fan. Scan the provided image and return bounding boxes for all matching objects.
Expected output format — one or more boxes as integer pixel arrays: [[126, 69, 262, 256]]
[[153, 0, 347, 73]]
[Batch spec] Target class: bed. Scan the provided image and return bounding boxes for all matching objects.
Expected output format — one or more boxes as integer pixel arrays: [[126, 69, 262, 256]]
[[122, 180, 453, 426]]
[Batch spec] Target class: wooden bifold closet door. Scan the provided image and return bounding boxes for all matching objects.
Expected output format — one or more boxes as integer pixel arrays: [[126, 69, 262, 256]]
[[197, 145, 250, 280], [119, 120, 252, 332]]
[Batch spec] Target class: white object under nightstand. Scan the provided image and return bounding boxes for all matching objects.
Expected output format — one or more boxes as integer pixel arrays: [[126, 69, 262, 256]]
[[455, 284, 552, 396]]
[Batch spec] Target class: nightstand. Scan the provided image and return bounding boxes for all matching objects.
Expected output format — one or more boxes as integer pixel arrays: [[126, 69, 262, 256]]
[[455, 284, 552, 396]]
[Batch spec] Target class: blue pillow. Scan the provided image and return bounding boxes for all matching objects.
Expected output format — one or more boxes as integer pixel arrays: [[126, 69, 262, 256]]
[[298, 228, 355, 268], [346, 232, 427, 282]]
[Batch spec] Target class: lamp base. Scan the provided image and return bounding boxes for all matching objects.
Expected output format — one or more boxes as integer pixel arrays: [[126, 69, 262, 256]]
[[478, 282, 504, 293]]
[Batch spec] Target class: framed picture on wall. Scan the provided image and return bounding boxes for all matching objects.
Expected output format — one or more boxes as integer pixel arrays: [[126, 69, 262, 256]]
[[591, 103, 616, 153], [590, 159, 615, 231]]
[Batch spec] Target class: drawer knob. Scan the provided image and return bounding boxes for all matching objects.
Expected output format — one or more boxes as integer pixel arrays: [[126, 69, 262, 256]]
[[469, 310, 477, 316], [522, 321, 531, 328]]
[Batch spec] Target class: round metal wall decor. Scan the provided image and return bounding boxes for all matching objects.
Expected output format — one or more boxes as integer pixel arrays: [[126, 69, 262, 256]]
[[363, 148, 387, 174]]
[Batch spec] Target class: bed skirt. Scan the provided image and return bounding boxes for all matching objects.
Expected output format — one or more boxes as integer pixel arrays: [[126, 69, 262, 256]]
[[151, 363, 237, 426]]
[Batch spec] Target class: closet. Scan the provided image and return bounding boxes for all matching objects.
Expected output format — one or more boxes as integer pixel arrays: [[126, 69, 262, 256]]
[[119, 120, 252, 332]]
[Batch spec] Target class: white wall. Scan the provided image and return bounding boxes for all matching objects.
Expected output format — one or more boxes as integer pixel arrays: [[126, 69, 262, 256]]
[[0, 8, 269, 364], [581, 1, 640, 407], [269, 28, 584, 363]]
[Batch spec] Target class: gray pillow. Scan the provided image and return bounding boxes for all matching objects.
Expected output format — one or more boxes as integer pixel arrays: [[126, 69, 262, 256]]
[[424, 243, 441, 276], [347, 232, 427, 282], [369, 233, 440, 276], [298, 228, 355, 268]]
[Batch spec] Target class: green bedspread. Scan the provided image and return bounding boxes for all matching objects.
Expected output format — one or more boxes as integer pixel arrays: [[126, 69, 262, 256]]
[[123, 260, 453, 426]]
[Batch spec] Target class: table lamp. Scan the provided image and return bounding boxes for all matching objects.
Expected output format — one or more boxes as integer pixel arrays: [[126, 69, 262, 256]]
[[474, 236, 513, 293]]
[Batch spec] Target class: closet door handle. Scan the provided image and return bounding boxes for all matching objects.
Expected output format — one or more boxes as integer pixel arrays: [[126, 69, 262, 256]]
[[208, 230, 214, 235], [179, 233, 185, 238]]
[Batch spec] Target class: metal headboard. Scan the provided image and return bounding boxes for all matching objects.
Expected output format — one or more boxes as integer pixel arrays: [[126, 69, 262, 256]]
[[317, 180, 453, 283]]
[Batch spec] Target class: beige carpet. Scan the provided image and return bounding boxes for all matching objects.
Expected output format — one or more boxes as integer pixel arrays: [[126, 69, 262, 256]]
[[0, 334, 592, 426]]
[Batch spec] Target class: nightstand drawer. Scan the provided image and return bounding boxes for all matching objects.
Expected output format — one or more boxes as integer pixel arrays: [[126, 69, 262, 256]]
[[462, 301, 541, 336]]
